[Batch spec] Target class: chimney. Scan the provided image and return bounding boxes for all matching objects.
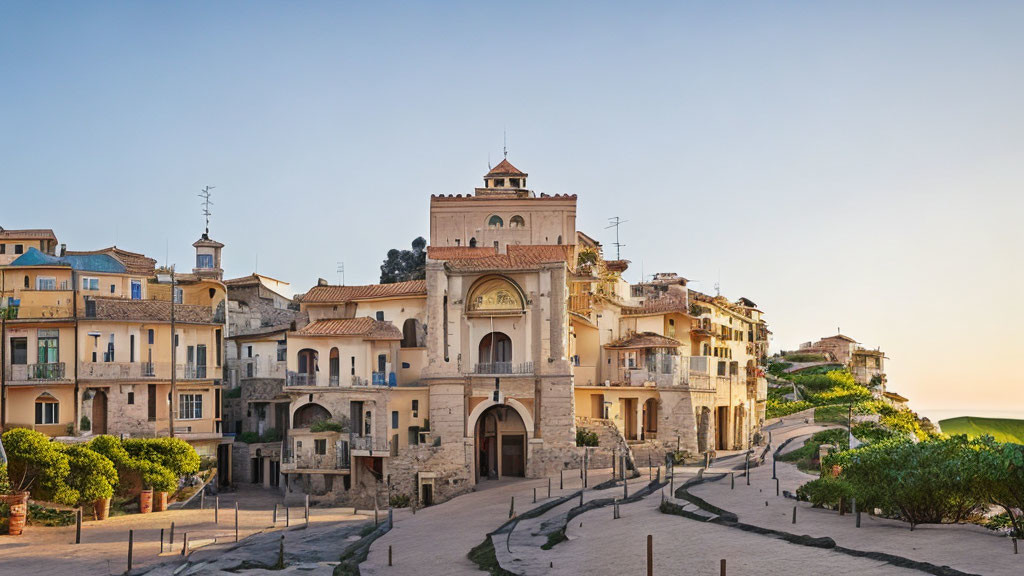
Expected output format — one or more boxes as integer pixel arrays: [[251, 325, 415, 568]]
[[317, 278, 328, 286], [60, 243, 67, 256]]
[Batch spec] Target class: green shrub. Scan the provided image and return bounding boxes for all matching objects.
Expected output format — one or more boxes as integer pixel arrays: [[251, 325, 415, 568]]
[[224, 386, 242, 398], [263, 428, 282, 442], [766, 398, 812, 419], [797, 475, 854, 509], [767, 361, 792, 376], [575, 429, 599, 447], [1, 428, 71, 502], [238, 432, 261, 444], [390, 493, 411, 508], [61, 444, 118, 505], [852, 421, 899, 444], [135, 459, 178, 493], [0, 463, 10, 494], [310, 419, 347, 433], [123, 437, 200, 477], [80, 416, 91, 432]]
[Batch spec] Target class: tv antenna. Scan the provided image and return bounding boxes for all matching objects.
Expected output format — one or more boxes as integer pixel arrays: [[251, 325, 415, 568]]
[[503, 128, 508, 159], [198, 185, 215, 235], [606, 216, 628, 260], [336, 261, 345, 285], [714, 269, 721, 297]]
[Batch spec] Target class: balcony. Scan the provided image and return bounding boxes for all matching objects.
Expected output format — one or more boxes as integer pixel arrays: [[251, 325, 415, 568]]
[[4, 362, 68, 383], [234, 357, 286, 380], [350, 435, 390, 456], [177, 363, 208, 380], [472, 362, 534, 375], [281, 444, 351, 472], [286, 371, 319, 387], [78, 361, 167, 379]]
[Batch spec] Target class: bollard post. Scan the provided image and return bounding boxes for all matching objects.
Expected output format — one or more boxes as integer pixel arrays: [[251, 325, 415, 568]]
[[375, 504, 380, 527], [612, 448, 617, 478], [560, 469, 564, 490], [792, 506, 797, 524], [160, 527, 165, 553], [533, 487, 537, 503], [579, 491, 584, 508], [721, 558, 727, 576], [620, 454, 626, 481], [274, 503, 279, 524], [127, 529, 134, 572], [509, 496, 515, 519], [852, 497, 857, 518], [170, 521, 175, 546], [676, 436, 680, 452], [856, 511, 862, 528], [286, 505, 290, 527], [646, 534, 653, 576], [731, 473, 735, 490], [235, 502, 239, 543], [746, 461, 750, 485], [201, 489, 205, 511], [181, 532, 189, 556], [305, 495, 310, 521], [584, 450, 588, 488], [1013, 537, 1018, 554], [389, 544, 393, 566], [216, 496, 220, 524], [277, 535, 285, 569], [776, 478, 780, 496], [772, 458, 777, 480], [705, 451, 710, 470], [75, 508, 82, 544], [548, 477, 552, 498], [670, 471, 674, 495]]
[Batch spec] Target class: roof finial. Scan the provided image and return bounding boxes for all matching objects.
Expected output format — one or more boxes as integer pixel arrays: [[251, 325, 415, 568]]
[[503, 128, 508, 159], [198, 185, 215, 236]]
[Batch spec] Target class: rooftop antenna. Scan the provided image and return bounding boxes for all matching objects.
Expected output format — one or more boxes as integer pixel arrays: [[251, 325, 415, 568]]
[[714, 269, 721, 297], [198, 185, 215, 235], [605, 216, 628, 260], [503, 128, 508, 159], [336, 261, 345, 286]]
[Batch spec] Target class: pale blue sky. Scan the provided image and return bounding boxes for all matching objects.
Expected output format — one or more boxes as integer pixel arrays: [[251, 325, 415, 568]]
[[2, 2, 1022, 418]]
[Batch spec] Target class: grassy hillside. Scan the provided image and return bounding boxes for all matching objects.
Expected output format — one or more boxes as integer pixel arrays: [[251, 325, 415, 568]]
[[939, 416, 1024, 444]]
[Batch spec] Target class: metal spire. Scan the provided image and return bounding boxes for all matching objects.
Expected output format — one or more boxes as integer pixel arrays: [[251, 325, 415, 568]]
[[198, 186, 215, 235]]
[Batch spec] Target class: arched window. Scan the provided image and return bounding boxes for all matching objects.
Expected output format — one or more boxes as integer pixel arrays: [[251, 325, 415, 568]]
[[479, 332, 512, 366], [557, 235, 562, 245], [469, 237, 477, 248], [35, 392, 59, 425], [466, 276, 525, 314], [401, 318, 420, 348], [296, 349, 319, 385], [329, 348, 340, 384], [488, 215, 504, 229], [509, 215, 525, 228], [293, 403, 332, 428]]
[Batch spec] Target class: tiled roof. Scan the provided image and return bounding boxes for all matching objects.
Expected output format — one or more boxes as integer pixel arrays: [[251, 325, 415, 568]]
[[426, 246, 497, 260], [485, 158, 527, 177], [86, 297, 215, 323], [622, 295, 690, 316], [605, 332, 682, 349], [10, 247, 127, 273], [0, 228, 57, 241], [445, 244, 573, 271], [66, 247, 156, 276], [300, 280, 427, 304], [821, 334, 858, 343], [294, 317, 403, 340], [430, 193, 577, 202]]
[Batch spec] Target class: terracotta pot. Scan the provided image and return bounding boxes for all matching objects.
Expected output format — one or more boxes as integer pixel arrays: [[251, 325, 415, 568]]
[[1, 492, 30, 536], [93, 497, 111, 521], [154, 491, 168, 512], [139, 489, 153, 514], [830, 465, 843, 478]]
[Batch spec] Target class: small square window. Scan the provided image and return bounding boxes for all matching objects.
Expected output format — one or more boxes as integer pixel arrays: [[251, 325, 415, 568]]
[[14, 244, 23, 254], [127, 392, 135, 405], [314, 438, 327, 455], [375, 311, 384, 321]]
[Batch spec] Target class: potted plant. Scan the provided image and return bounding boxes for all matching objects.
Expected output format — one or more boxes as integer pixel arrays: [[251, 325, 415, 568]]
[[124, 438, 199, 513], [0, 461, 29, 535], [1, 429, 71, 535]]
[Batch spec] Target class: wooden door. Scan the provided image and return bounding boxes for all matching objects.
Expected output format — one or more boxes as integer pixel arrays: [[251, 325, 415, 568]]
[[92, 390, 108, 434]]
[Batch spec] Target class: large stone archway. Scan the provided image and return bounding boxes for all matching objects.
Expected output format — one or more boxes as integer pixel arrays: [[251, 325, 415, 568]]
[[473, 404, 527, 481]]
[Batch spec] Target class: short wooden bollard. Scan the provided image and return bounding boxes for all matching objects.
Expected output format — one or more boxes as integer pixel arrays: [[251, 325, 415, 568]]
[[533, 488, 537, 504], [374, 504, 380, 526], [305, 495, 310, 520], [75, 508, 82, 544], [746, 463, 750, 485], [127, 530, 134, 572], [560, 469, 564, 489], [772, 458, 777, 479], [160, 527, 165, 553], [274, 503, 279, 523], [646, 534, 653, 576], [579, 491, 584, 508], [277, 535, 285, 569], [613, 500, 620, 520], [235, 502, 239, 543], [547, 477, 552, 498], [856, 511, 862, 528], [170, 521, 175, 546], [181, 532, 189, 556], [1013, 537, 1018, 554], [612, 448, 617, 477], [792, 506, 797, 524], [720, 558, 727, 576], [730, 473, 735, 490], [839, 497, 845, 516], [388, 545, 393, 566], [623, 474, 628, 499], [286, 506, 290, 527], [776, 478, 780, 496], [508, 496, 515, 519], [852, 498, 857, 518], [216, 496, 220, 523]]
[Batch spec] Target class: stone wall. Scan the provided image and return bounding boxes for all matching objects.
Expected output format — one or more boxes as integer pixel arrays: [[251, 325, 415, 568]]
[[82, 384, 153, 437]]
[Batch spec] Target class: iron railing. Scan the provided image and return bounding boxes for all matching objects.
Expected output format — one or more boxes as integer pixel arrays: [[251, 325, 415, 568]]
[[472, 362, 534, 375], [29, 362, 66, 381]]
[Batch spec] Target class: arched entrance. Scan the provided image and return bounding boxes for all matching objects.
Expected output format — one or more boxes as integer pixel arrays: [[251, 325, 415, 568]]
[[293, 403, 331, 428], [475, 405, 526, 481], [642, 398, 658, 440], [92, 390, 108, 434]]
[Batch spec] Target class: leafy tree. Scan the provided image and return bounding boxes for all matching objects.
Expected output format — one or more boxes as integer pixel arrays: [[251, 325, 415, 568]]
[[1, 428, 71, 502], [379, 237, 427, 284], [122, 437, 200, 492], [61, 445, 118, 505], [975, 437, 1024, 538]]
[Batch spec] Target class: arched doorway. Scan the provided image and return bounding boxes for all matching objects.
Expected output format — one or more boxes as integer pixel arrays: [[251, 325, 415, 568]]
[[475, 405, 526, 481], [92, 390, 108, 434], [293, 403, 332, 428], [642, 398, 658, 440], [297, 349, 318, 386], [401, 319, 420, 348], [478, 332, 511, 370]]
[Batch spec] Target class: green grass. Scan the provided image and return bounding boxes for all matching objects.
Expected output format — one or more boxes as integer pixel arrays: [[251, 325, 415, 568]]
[[939, 416, 1024, 444]]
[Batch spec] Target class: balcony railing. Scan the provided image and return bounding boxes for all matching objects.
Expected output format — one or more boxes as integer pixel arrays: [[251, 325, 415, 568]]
[[286, 371, 318, 387], [177, 364, 208, 380], [5, 362, 68, 382], [472, 362, 534, 375], [350, 435, 389, 454], [281, 443, 351, 471], [79, 361, 165, 379]]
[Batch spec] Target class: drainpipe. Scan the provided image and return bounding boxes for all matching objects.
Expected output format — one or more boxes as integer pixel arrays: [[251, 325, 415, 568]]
[[169, 273, 176, 438], [72, 268, 79, 436]]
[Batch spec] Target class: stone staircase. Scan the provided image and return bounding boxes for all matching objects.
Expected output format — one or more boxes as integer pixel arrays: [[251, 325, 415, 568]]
[[576, 417, 637, 472]]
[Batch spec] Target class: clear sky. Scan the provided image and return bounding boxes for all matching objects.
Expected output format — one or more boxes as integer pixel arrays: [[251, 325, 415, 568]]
[[2, 2, 1022, 420]]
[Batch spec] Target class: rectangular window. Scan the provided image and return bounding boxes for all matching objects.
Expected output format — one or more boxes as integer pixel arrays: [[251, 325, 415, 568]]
[[105, 334, 115, 362], [173, 287, 183, 304], [10, 338, 27, 365], [35, 401, 59, 424], [130, 334, 135, 362], [0, 244, 5, 254], [147, 384, 157, 421], [148, 329, 155, 345], [36, 277, 56, 291], [391, 411, 399, 429], [351, 356, 355, 376], [375, 311, 384, 321], [411, 400, 419, 418], [127, 391, 135, 405], [14, 244, 23, 255], [82, 277, 99, 291], [179, 394, 203, 420], [277, 341, 287, 362], [196, 253, 214, 269], [314, 439, 327, 455], [37, 333, 59, 364], [246, 345, 253, 358], [215, 329, 222, 366], [110, 283, 116, 294], [131, 280, 142, 300]]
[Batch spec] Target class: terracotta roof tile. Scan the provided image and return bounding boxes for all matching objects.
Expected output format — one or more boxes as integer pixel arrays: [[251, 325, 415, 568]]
[[430, 193, 577, 202], [622, 295, 690, 316], [485, 158, 526, 177], [300, 280, 427, 304], [84, 297, 215, 323], [294, 317, 402, 340], [426, 246, 497, 260], [445, 244, 573, 271], [605, 332, 682, 349], [0, 228, 57, 241]]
